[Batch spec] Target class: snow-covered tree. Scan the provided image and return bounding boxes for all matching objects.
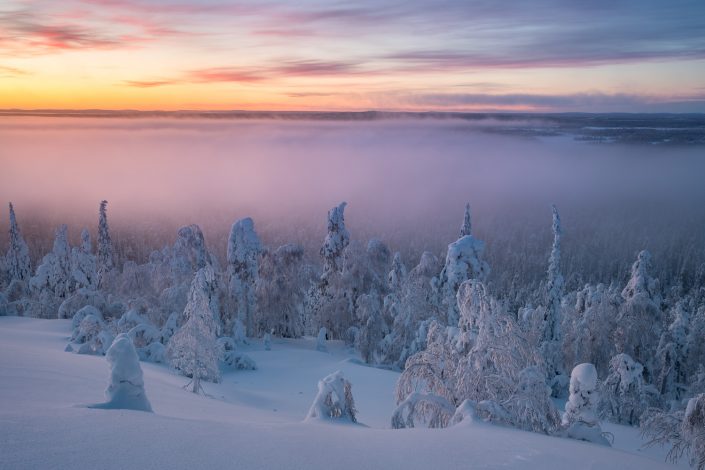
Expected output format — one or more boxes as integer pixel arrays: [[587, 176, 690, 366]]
[[436, 206, 489, 326], [226, 217, 261, 337], [563, 283, 620, 377], [309, 214, 390, 340], [392, 391, 455, 429], [167, 266, 220, 393], [65, 305, 114, 356], [655, 301, 690, 403], [171, 224, 209, 285], [6, 202, 31, 282], [71, 228, 97, 290], [541, 205, 567, 396], [396, 280, 559, 434], [563, 363, 610, 445], [96, 200, 115, 286], [642, 394, 705, 469], [614, 250, 662, 381], [388, 252, 407, 293], [305, 370, 357, 423], [357, 291, 386, 364], [320, 202, 350, 275], [256, 243, 312, 338], [381, 251, 440, 368], [460, 202, 472, 237], [687, 306, 705, 388], [88, 334, 152, 412], [600, 353, 656, 425], [29, 225, 72, 317]]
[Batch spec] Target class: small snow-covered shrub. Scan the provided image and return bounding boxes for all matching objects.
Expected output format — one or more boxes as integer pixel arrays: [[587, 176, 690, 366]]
[[66, 305, 114, 355], [137, 342, 165, 363], [563, 363, 610, 446], [391, 392, 455, 429], [222, 351, 257, 370], [88, 334, 152, 412], [306, 371, 357, 423], [217, 336, 257, 370], [70, 305, 103, 339]]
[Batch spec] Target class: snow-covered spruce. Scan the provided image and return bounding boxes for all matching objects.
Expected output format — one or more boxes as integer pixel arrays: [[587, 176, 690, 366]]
[[460, 203, 472, 238], [436, 205, 489, 326], [96, 200, 115, 288], [29, 225, 72, 318], [599, 353, 656, 425], [654, 300, 689, 404], [381, 251, 439, 368], [171, 224, 210, 285], [88, 333, 152, 412], [562, 363, 610, 446], [305, 370, 357, 423], [256, 243, 312, 338], [320, 202, 350, 275], [541, 205, 567, 396], [167, 265, 220, 393], [6, 202, 31, 283], [226, 217, 261, 337], [614, 250, 662, 381], [70, 228, 97, 291]]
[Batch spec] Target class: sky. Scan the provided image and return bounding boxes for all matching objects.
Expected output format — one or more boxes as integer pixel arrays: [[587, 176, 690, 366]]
[[0, 0, 704, 112]]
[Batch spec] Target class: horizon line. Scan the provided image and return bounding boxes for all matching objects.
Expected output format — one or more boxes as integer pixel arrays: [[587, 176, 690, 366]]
[[1, 109, 704, 118]]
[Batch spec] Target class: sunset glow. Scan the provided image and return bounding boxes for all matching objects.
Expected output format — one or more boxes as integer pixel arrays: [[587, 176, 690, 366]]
[[1, 0, 704, 112]]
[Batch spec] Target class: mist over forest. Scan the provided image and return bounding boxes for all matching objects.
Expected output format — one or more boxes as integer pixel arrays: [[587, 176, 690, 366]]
[[2, 115, 705, 298]]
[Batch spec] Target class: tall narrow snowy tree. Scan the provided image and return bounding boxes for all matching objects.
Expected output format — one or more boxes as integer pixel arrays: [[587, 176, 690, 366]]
[[97, 200, 115, 286], [320, 202, 350, 275], [541, 205, 566, 395], [307, 202, 352, 339], [226, 217, 261, 337], [460, 203, 472, 237], [6, 202, 31, 282]]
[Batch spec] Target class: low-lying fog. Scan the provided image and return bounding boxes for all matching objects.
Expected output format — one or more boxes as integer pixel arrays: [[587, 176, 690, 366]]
[[1, 116, 704, 291]]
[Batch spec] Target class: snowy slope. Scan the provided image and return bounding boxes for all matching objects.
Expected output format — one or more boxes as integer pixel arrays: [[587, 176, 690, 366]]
[[0, 317, 680, 470]]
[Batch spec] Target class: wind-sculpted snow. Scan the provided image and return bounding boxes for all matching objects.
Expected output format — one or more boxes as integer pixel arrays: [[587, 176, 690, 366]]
[[0, 317, 681, 470]]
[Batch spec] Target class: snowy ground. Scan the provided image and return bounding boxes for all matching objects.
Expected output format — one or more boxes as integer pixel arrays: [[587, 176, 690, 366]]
[[0, 317, 685, 469]]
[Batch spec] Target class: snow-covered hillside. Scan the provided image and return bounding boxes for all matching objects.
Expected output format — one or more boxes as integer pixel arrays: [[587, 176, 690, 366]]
[[0, 317, 681, 470]]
